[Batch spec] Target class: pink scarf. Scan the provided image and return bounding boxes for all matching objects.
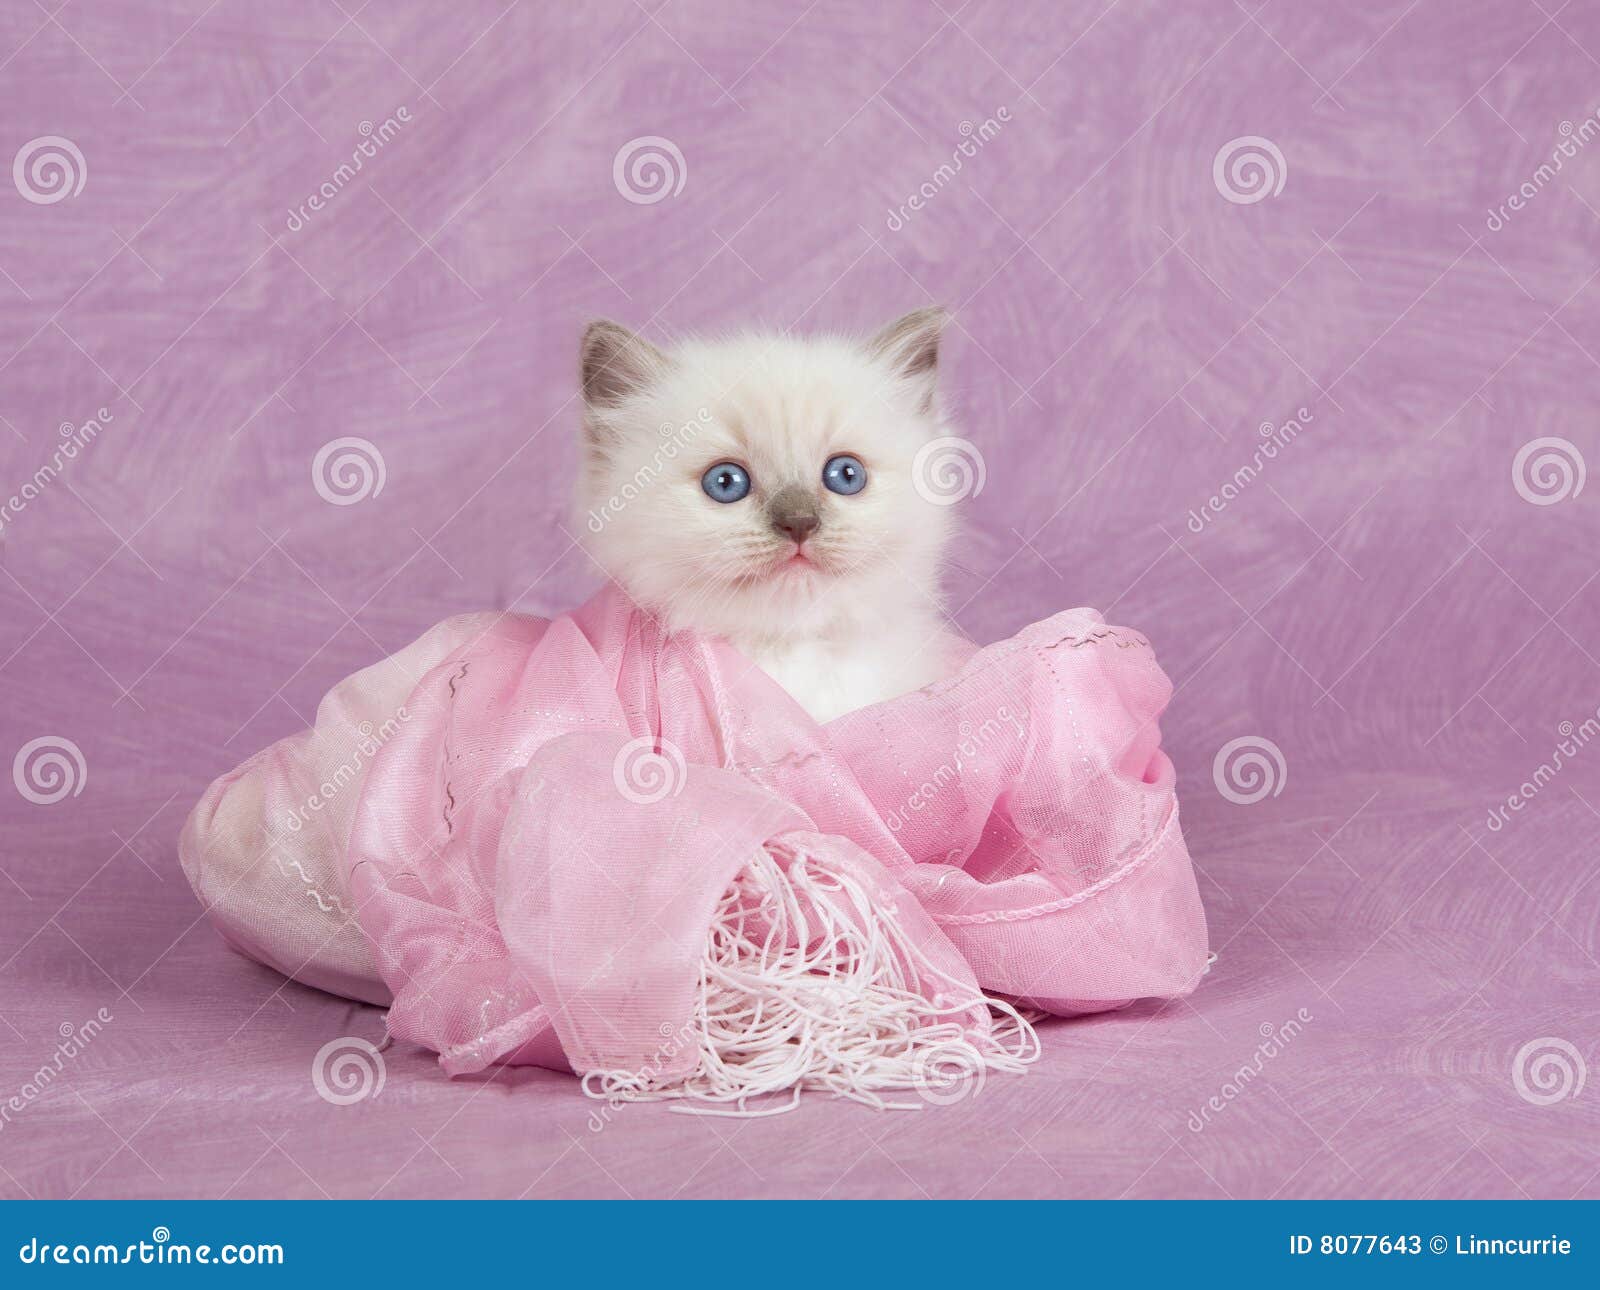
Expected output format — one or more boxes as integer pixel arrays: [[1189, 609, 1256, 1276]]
[[181, 585, 1208, 1107]]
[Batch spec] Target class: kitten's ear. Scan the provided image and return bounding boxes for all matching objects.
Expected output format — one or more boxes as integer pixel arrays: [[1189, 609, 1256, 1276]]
[[867, 306, 947, 413], [580, 319, 668, 409]]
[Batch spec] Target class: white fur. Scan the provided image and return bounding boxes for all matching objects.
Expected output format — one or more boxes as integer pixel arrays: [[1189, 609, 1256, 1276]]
[[577, 318, 958, 723]]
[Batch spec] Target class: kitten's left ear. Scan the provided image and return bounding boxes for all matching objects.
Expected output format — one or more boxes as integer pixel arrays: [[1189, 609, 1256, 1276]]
[[867, 306, 947, 413]]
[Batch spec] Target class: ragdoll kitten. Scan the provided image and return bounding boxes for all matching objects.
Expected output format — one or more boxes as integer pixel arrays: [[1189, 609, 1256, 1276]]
[[576, 308, 959, 724]]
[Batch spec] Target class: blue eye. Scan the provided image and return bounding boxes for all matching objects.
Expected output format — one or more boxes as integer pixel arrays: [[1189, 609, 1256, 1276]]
[[822, 454, 867, 496], [701, 461, 751, 503]]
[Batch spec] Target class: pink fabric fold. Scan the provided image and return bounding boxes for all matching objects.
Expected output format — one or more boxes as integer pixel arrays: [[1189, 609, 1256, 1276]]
[[180, 584, 1209, 1085]]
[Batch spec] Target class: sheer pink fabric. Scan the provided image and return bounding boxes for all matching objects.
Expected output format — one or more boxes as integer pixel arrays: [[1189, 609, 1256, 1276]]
[[180, 585, 1208, 1080]]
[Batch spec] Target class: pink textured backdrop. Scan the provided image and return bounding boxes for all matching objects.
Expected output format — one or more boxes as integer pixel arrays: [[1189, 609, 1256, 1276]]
[[1, 0, 1596, 1198]]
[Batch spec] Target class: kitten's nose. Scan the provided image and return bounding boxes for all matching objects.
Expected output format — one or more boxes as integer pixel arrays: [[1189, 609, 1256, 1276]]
[[774, 512, 819, 544], [768, 487, 821, 545]]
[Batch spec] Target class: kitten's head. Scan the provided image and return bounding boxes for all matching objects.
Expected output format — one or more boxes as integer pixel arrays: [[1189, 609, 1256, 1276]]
[[576, 309, 955, 641]]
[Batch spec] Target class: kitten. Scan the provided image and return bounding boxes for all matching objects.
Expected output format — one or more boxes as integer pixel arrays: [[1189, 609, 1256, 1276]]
[[575, 308, 960, 724]]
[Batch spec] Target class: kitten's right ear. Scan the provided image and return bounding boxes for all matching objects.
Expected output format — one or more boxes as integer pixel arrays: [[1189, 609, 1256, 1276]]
[[867, 306, 947, 413], [580, 319, 668, 409]]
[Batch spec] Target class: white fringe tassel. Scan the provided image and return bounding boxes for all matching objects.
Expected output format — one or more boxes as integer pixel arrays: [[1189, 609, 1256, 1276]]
[[582, 848, 1040, 1117]]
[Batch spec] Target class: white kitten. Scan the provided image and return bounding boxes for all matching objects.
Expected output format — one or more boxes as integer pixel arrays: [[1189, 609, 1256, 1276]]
[[576, 308, 960, 724]]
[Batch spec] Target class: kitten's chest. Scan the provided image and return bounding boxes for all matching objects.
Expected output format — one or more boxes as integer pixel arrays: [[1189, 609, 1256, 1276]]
[[739, 625, 943, 725]]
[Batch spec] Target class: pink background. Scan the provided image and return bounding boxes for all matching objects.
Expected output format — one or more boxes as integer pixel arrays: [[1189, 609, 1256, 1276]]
[[0, 0, 1596, 1197]]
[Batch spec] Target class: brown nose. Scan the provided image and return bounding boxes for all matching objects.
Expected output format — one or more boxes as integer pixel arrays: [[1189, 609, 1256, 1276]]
[[768, 486, 821, 545], [773, 512, 819, 544]]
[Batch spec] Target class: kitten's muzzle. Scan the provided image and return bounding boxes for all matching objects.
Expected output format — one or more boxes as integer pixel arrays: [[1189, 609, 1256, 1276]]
[[767, 486, 821, 545]]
